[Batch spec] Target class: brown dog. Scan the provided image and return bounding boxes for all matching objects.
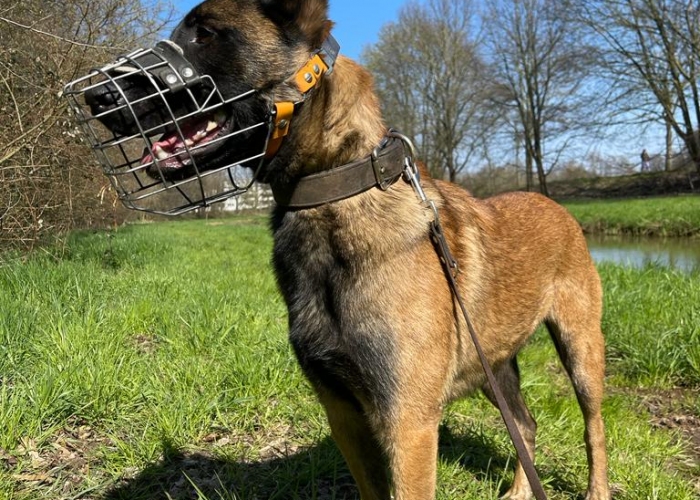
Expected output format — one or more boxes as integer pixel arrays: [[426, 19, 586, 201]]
[[78, 0, 611, 498]]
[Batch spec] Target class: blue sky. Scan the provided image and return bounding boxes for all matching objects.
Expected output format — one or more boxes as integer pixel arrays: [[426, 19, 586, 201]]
[[168, 0, 659, 163], [171, 0, 405, 60]]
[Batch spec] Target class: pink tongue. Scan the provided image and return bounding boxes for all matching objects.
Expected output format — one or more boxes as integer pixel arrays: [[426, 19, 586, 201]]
[[140, 115, 224, 167], [153, 133, 181, 151], [141, 132, 187, 166]]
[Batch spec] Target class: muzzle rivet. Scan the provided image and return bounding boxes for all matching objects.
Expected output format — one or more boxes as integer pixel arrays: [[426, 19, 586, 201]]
[[165, 73, 179, 85], [304, 72, 313, 83], [182, 67, 195, 78], [313, 64, 321, 74], [278, 119, 289, 129]]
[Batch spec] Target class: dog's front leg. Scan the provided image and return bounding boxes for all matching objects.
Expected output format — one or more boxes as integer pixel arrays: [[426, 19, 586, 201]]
[[387, 408, 442, 500], [320, 393, 392, 500]]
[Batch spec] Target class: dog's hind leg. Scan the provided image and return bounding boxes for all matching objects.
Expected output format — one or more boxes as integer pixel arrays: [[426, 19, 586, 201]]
[[545, 314, 610, 500], [320, 394, 391, 500], [481, 357, 537, 500]]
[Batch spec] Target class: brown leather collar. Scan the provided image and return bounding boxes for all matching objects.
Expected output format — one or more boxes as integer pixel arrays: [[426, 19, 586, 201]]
[[270, 137, 407, 209]]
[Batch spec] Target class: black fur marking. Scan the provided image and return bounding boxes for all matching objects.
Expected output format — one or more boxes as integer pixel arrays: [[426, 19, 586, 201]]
[[271, 210, 398, 414], [257, 0, 323, 48], [291, 327, 397, 413], [257, 0, 299, 23]]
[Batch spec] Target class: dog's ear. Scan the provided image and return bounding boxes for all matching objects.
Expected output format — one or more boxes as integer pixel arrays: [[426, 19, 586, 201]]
[[259, 0, 333, 49]]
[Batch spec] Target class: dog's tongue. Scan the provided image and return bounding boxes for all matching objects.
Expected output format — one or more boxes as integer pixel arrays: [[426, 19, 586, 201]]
[[141, 112, 227, 169]]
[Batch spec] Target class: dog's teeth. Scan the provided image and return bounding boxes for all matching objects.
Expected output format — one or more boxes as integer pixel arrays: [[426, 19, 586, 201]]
[[154, 145, 169, 160], [206, 120, 218, 132], [185, 138, 195, 147]]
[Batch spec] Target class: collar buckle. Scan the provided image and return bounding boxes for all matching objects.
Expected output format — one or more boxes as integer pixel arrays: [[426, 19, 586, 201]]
[[371, 136, 394, 190]]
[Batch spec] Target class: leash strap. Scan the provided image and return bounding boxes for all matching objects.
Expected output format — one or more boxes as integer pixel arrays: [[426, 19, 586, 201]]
[[392, 131, 549, 500]]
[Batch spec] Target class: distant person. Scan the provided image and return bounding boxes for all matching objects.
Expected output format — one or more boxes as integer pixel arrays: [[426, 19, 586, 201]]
[[641, 149, 651, 171]]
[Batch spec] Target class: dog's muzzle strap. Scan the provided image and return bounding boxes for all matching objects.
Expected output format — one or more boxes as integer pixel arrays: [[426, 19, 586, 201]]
[[266, 102, 295, 160], [265, 35, 341, 159], [149, 41, 201, 92], [112, 41, 201, 92]]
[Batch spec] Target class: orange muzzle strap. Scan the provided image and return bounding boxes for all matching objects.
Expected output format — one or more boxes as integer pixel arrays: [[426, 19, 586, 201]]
[[265, 36, 340, 159]]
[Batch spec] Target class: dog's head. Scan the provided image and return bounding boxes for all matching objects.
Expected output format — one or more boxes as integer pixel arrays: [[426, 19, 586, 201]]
[[66, 0, 334, 210]]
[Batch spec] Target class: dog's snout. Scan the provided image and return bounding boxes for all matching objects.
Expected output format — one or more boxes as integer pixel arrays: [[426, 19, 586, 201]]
[[82, 73, 163, 136], [84, 82, 124, 114]]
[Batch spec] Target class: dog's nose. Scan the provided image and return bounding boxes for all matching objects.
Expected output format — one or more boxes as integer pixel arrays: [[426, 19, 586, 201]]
[[84, 82, 124, 113]]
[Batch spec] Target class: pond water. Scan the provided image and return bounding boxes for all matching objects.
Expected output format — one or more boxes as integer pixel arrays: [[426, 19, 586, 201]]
[[586, 234, 700, 273]]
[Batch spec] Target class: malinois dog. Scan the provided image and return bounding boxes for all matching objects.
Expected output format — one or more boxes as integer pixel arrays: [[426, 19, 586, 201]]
[[77, 0, 611, 498]]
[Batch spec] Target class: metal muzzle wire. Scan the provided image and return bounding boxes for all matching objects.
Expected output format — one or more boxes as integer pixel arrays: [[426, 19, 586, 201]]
[[63, 41, 273, 215]]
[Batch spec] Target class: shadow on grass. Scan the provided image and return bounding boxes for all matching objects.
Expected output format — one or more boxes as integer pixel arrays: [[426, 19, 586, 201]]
[[101, 436, 358, 500], [101, 427, 583, 499]]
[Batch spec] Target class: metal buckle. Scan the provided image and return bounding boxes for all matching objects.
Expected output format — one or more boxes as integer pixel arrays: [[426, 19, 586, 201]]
[[318, 34, 341, 75], [389, 129, 457, 274], [371, 136, 393, 190]]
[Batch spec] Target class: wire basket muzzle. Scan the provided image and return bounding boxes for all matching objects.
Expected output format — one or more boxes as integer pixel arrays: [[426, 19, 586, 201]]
[[63, 41, 273, 215]]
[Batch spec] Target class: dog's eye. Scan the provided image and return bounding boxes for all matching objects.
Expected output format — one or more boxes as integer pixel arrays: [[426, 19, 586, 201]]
[[192, 25, 216, 45]]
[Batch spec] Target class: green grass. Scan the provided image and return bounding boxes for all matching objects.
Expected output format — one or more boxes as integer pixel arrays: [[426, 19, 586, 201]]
[[564, 195, 700, 237], [599, 263, 700, 387], [0, 218, 698, 499]]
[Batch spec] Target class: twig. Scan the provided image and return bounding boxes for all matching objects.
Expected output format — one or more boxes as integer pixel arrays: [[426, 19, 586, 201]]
[[0, 16, 125, 51], [0, 71, 24, 133], [0, 113, 59, 165]]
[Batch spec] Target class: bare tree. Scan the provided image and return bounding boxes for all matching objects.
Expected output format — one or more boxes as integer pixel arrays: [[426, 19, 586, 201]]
[[572, 0, 700, 175], [483, 0, 598, 196], [362, 0, 496, 182], [0, 0, 174, 249]]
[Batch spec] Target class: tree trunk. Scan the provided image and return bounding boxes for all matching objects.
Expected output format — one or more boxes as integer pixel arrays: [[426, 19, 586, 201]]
[[665, 120, 673, 171], [685, 133, 700, 174], [535, 158, 549, 197]]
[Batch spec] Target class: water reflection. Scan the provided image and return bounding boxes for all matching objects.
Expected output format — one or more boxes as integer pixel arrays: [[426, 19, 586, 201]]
[[585, 234, 700, 272]]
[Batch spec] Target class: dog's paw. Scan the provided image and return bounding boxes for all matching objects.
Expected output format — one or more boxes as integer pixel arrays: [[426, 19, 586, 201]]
[[500, 484, 533, 500]]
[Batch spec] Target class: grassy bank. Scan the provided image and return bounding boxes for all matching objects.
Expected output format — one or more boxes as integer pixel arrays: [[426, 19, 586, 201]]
[[600, 263, 700, 387], [0, 219, 698, 499], [563, 195, 700, 237]]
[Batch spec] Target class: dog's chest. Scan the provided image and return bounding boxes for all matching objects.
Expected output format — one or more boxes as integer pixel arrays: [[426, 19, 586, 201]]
[[271, 214, 372, 333], [270, 211, 399, 410], [271, 209, 375, 307]]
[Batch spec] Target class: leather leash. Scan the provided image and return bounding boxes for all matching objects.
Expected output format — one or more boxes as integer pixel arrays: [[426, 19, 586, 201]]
[[393, 131, 549, 500]]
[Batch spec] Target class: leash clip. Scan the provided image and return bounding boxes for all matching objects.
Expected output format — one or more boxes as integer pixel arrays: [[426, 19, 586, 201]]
[[392, 131, 459, 276]]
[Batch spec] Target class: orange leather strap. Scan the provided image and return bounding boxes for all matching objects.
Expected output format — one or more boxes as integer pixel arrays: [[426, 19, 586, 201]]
[[294, 54, 330, 93], [265, 101, 295, 159], [264, 36, 339, 159]]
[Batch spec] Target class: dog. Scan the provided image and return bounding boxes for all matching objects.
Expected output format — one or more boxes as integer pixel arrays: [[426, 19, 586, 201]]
[[80, 1, 611, 498]]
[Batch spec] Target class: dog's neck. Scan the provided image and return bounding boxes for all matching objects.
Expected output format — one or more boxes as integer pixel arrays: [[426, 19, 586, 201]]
[[266, 55, 387, 183]]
